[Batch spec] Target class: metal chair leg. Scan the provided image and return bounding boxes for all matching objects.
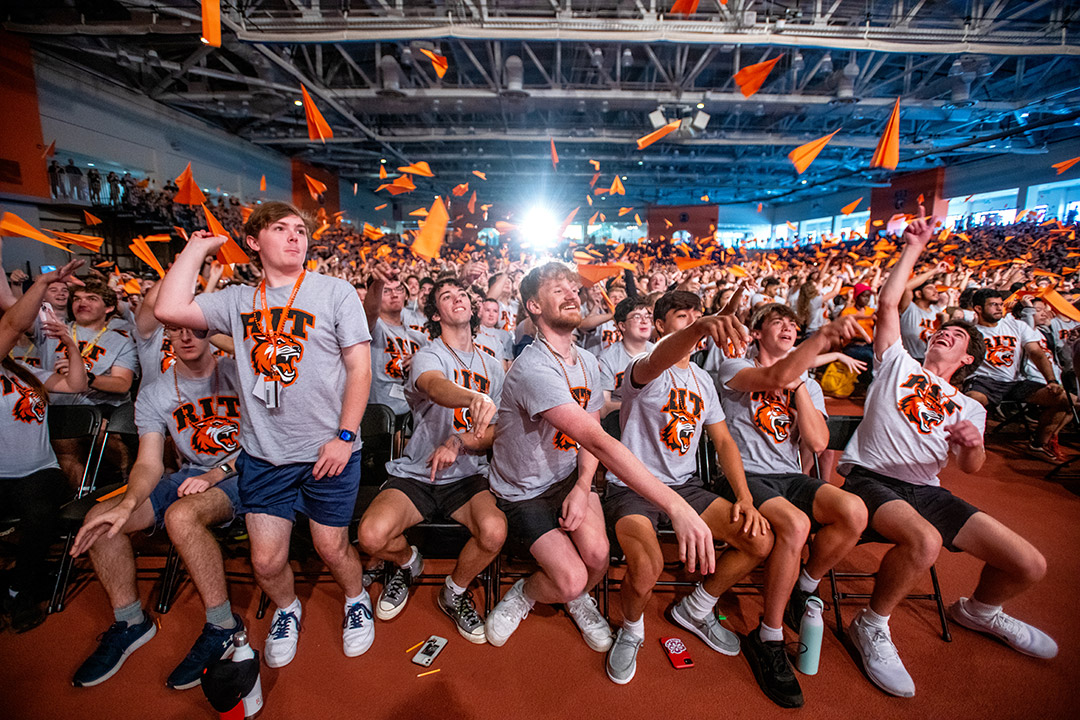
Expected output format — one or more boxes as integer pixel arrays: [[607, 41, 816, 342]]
[[829, 568, 844, 634], [49, 533, 76, 614], [156, 544, 181, 614], [256, 590, 271, 620], [929, 565, 952, 642]]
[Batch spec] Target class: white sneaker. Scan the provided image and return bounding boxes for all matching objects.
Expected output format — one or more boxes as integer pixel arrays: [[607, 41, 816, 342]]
[[485, 579, 531, 648], [567, 593, 613, 652], [343, 597, 375, 657], [949, 597, 1058, 659], [847, 609, 915, 698], [264, 606, 301, 668]]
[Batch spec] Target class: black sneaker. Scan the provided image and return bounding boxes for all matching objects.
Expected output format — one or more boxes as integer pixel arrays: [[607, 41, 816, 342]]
[[166, 615, 243, 690], [783, 586, 818, 633], [72, 615, 157, 687], [743, 627, 805, 708], [5, 592, 47, 634]]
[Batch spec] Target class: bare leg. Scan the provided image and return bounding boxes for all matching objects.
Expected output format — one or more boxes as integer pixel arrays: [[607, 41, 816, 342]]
[[310, 520, 365, 598], [246, 513, 296, 609], [756, 497, 810, 629], [866, 501, 942, 616], [951, 512, 1047, 606], [614, 516, 664, 623], [449, 491, 507, 588], [698, 498, 774, 598], [163, 489, 234, 610], [568, 493, 610, 592], [356, 489, 423, 568], [805, 485, 868, 579], [85, 497, 156, 609]]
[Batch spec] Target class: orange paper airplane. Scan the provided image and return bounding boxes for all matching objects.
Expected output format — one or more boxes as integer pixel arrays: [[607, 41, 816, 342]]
[[788, 130, 839, 174], [201, 0, 221, 47], [734, 56, 782, 98], [397, 161, 434, 177], [173, 162, 207, 205], [84, 210, 103, 226], [870, 98, 901, 171], [670, 0, 701, 14], [636, 119, 681, 150], [452, 183, 469, 197], [841, 197, 863, 215], [259, 174, 267, 192], [1052, 155, 1080, 175], [609, 176, 626, 196], [550, 138, 559, 170], [419, 48, 449, 79], [304, 174, 327, 201], [301, 86, 333, 143], [0, 212, 71, 253], [472, 170, 487, 181]]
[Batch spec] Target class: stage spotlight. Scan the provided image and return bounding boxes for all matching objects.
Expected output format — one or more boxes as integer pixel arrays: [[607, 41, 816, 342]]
[[522, 207, 560, 249]]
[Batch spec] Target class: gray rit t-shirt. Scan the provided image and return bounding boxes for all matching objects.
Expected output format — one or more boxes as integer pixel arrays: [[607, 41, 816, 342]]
[[135, 359, 243, 472], [45, 322, 138, 407], [370, 317, 428, 416], [607, 360, 723, 488], [489, 340, 604, 501], [598, 341, 653, 402], [194, 272, 371, 465], [717, 358, 827, 476], [475, 326, 514, 364], [386, 340, 505, 485], [0, 363, 59, 478]]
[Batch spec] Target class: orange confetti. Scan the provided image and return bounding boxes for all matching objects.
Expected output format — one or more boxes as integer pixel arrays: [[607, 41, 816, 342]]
[[636, 119, 681, 150], [301, 86, 333, 143], [589, 160, 600, 171], [757, 203, 763, 213], [788, 130, 839, 174], [734, 56, 782, 98], [618, 207, 632, 216], [841, 197, 863, 215], [870, 98, 901, 171]]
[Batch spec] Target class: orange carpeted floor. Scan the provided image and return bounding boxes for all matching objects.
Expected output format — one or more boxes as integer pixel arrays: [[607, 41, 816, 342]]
[[3, 407, 1078, 720]]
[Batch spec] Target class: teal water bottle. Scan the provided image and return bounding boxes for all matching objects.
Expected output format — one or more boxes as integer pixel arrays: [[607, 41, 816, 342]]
[[796, 596, 824, 675]]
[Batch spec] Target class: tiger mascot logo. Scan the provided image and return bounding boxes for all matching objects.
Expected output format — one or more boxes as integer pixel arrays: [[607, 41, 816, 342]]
[[898, 381, 950, 434], [985, 344, 1013, 368], [660, 408, 697, 455], [753, 394, 791, 443], [11, 381, 46, 425], [189, 416, 240, 454], [250, 332, 304, 385], [453, 407, 473, 433], [552, 387, 591, 451], [160, 335, 176, 374]]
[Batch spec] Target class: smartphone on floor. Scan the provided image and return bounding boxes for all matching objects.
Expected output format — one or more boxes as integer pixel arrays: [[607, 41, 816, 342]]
[[661, 637, 694, 669]]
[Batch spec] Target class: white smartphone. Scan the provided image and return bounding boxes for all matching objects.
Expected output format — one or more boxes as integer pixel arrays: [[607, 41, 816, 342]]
[[411, 636, 448, 667]]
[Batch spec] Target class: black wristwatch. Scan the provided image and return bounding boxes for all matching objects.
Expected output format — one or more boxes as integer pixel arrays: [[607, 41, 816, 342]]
[[85, 371, 97, 387], [337, 428, 357, 442]]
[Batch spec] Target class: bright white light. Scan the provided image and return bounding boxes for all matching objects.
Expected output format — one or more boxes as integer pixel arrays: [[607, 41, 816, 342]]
[[522, 206, 560, 249], [294, 99, 303, 106]]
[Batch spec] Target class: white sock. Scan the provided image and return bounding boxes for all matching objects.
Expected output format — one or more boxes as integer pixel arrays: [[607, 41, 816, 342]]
[[401, 546, 419, 571], [518, 581, 537, 610], [345, 591, 369, 608], [759, 622, 784, 643], [623, 615, 645, 640], [683, 584, 719, 621], [861, 607, 889, 629], [797, 568, 821, 594], [445, 576, 467, 597], [964, 597, 1001, 618]]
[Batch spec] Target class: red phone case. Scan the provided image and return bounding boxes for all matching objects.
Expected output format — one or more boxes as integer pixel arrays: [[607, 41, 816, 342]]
[[661, 637, 694, 669]]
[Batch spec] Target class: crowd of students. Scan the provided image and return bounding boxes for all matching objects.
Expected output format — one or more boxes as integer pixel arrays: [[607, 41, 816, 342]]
[[0, 202, 1072, 709]]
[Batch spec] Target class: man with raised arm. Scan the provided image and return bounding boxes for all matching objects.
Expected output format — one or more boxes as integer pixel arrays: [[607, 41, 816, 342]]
[[155, 201, 374, 668], [483, 262, 739, 653], [602, 290, 773, 690], [357, 277, 506, 643], [838, 209, 1056, 698]]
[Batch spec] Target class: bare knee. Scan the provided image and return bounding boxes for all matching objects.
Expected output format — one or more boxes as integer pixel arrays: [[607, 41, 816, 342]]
[[578, 539, 610, 574], [356, 517, 393, 556], [163, 501, 200, 539], [1007, 545, 1047, 586], [774, 511, 811, 550], [624, 550, 664, 594], [250, 543, 289, 579], [475, 515, 507, 555], [906, 527, 942, 570], [835, 496, 869, 537], [552, 565, 589, 603], [315, 532, 354, 567]]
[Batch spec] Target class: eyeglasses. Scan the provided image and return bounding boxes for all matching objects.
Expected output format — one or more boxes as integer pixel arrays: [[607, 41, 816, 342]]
[[625, 312, 653, 322]]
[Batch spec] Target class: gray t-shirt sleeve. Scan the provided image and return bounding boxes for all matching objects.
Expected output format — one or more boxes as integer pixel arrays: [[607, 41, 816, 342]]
[[193, 289, 235, 336], [332, 283, 372, 348]]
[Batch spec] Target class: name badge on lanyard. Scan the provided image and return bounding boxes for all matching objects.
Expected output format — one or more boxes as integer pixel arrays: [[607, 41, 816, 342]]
[[253, 375, 281, 408], [251, 271, 306, 409]]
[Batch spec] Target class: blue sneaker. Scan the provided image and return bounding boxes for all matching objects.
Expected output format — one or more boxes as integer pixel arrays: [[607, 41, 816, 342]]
[[166, 615, 244, 690], [72, 616, 157, 687]]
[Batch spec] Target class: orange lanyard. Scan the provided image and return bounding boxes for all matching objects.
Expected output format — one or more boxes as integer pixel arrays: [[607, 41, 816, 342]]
[[251, 271, 305, 379]]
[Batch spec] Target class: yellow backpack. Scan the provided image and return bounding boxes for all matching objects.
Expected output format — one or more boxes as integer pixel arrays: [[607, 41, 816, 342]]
[[819, 360, 857, 398]]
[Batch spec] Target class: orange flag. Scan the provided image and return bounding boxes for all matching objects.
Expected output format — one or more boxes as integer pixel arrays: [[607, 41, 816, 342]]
[[550, 138, 559, 170], [870, 98, 901, 171], [201, 0, 221, 47], [41, 140, 56, 159], [472, 170, 487, 181], [609, 176, 626, 196], [173, 162, 207, 205], [788, 130, 839, 174], [670, 0, 701, 14], [636, 119, 681, 150], [301, 86, 333, 143], [412, 198, 449, 260], [0, 213, 71, 253], [51, 231, 103, 252], [1052, 156, 1080, 175], [259, 174, 266, 192], [841, 197, 863, 215], [129, 236, 166, 278], [379, 165, 388, 180], [397, 161, 434, 177], [418, 48, 449, 78], [84, 210, 103, 226], [304, 174, 327, 201], [734, 56, 782, 98], [452, 182, 469, 196]]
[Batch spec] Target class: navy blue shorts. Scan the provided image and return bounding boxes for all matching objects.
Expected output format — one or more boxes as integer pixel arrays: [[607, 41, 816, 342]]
[[236, 449, 362, 528], [149, 466, 240, 529]]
